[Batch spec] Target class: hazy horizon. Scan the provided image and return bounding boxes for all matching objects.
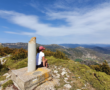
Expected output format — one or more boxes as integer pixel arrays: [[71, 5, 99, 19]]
[[1, 42, 110, 45]]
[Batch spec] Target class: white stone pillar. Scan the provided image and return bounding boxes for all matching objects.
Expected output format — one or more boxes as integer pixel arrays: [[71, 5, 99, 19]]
[[28, 37, 36, 72]]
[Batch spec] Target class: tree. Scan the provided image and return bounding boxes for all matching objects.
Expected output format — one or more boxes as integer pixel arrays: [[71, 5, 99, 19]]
[[90, 60, 110, 75]]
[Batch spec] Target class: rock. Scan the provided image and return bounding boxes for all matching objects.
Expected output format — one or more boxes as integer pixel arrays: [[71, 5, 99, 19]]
[[56, 74, 60, 78], [84, 84, 86, 87], [3, 73, 11, 79], [71, 81, 75, 83], [64, 84, 72, 89], [54, 66, 57, 69], [61, 71, 67, 76], [64, 78, 69, 83], [64, 78, 68, 80], [58, 68, 60, 69], [66, 74, 69, 77], [3, 73, 9, 76], [78, 77, 80, 79], [62, 68, 66, 71], [54, 70, 58, 73], [35, 79, 59, 90], [5, 86, 14, 90], [6, 75, 11, 79]]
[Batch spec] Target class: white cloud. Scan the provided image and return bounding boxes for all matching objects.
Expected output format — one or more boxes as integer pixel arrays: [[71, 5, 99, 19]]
[[46, 2, 110, 35], [5, 31, 19, 34], [0, 2, 110, 39], [5, 31, 36, 36]]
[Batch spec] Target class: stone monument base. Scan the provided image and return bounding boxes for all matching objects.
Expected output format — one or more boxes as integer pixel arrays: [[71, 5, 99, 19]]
[[11, 67, 52, 90]]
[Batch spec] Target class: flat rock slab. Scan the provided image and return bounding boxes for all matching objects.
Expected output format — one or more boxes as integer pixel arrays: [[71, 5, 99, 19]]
[[11, 67, 52, 90], [35, 79, 59, 90]]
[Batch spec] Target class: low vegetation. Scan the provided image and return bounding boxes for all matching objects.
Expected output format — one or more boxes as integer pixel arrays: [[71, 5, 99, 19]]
[[0, 47, 14, 56], [0, 61, 9, 76], [5, 57, 27, 69], [0, 76, 6, 81], [90, 60, 110, 75], [47, 56, 110, 90], [10, 48, 27, 60], [2, 80, 13, 89]]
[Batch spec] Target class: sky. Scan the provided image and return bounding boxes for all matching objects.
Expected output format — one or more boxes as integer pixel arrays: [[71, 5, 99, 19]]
[[0, 0, 110, 44]]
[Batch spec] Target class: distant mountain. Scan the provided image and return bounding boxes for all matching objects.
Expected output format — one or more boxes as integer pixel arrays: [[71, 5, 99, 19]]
[[43, 44, 65, 51], [1, 43, 110, 65], [1, 43, 65, 51], [91, 47, 110, 54], [59, 44, 110, 54], [59, 44, 110, 48]]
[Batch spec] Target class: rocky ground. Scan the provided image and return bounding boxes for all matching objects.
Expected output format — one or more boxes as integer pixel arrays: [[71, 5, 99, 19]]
[[0, 64, 96, 90]]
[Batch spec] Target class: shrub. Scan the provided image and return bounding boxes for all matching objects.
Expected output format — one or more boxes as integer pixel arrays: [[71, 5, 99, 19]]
[[5, 58, 27, 69], [0, 48, 6, 56], [0, 47, 14, 56], [54, 50, 69, 60], [101, 60, 110, 75], [0, 76, 6, 81], [90, 60, 110, 75], [10, 48, 27, 60], [2, 47, 13, 54]]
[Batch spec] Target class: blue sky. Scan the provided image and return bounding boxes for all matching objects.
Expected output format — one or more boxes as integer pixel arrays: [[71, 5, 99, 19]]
[[0, 0, 110, 44]]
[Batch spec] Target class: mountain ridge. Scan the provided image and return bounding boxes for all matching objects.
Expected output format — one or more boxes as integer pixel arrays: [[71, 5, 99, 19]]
[[1, 43, 110, 66]]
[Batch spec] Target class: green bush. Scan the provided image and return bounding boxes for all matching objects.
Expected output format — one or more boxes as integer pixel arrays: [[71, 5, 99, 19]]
[[10, 48, 27, 60], [0, 76, 6, 81], [0, 48, 6, 56], [2, 80, 13, 89], [90, 60, 110, 75], [0, 47, 14, 56], [5, 57, 27, 69]]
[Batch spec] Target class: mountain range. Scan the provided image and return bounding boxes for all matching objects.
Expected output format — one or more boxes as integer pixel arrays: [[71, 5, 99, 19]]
[[1, 43, 110, 66], [59, 43, 110, 48]]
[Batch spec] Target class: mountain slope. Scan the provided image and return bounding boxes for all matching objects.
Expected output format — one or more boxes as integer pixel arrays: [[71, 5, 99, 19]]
[[91, 47, 110, 54], [59, 44, 110, 48], [1, 43, 110, 65], [1, 56, 110, 90]]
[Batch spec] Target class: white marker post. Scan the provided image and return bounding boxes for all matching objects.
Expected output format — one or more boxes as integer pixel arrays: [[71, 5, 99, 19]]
[[28, 37, 36, 72]]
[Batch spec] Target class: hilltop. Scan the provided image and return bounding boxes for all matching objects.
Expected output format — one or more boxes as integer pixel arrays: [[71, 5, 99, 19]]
[[0, 46, 110, 90], [0, 55, 110, 90]]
